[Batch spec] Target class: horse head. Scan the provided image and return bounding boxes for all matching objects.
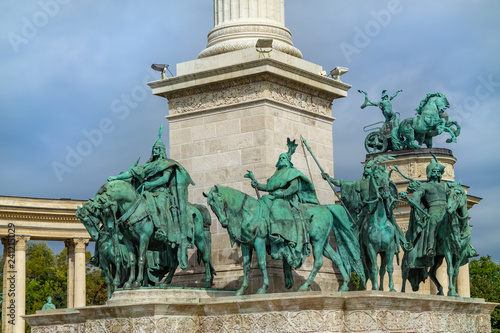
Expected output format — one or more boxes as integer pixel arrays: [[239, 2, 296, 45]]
[[416, 92, 450, 116], [204, 185, 228, 227], [446, 182, 467, 215], [77, 202, 101, 240]]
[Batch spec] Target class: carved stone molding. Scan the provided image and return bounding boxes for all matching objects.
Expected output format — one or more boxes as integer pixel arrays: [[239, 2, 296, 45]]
[[207, 24, 292, 45], [26, 291, 497, 332], [199, 39, 303, 59], [168, 77, 332, 116]]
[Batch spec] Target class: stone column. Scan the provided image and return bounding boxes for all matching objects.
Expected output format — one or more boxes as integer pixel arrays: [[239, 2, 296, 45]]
[[2, 237, 14, 333], [13, 236, 30, 333], [72, 238, 89, 308], [64, 239, 76, 308], [457, 263, 471, 297], [199, 0, 302, 58]]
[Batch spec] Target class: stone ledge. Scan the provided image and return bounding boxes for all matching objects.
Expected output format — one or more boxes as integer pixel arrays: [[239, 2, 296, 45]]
[[25, 290, 497, 332]]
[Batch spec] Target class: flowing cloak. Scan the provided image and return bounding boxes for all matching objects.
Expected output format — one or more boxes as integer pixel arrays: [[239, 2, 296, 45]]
[[130, 158, 195, 244], [262, 167, 317, 267], [263, 167, 318, 240], [401, 182, 441, 290], [327, 204, 366, 284], [337, 178, 368, 235]]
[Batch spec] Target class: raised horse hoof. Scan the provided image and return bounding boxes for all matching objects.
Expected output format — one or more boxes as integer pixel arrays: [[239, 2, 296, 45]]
[[426, 248, 435, 257]]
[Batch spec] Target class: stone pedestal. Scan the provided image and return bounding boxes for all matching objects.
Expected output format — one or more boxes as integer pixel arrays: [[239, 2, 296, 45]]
[[149, 2, 350, 292], [24, 290, 498, 332]]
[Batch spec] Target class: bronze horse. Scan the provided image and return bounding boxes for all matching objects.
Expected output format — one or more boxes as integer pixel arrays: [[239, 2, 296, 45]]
[[95, 180, 215, 288], [393, 93, 460, 149], [205, 185, 364, 295]]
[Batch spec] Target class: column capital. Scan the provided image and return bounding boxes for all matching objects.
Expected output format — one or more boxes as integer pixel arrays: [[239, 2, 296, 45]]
[[71, 238, 90, 253], [64, 239, 76, 250], [14, 235, 30, 251]]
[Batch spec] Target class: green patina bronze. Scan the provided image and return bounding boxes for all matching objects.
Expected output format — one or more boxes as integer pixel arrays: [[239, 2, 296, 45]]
[[204, 138, 365, 296], [76, 125, 215, 298], [360, 90, 461, 153], [322, 155, 410, 292], [397, 155, 478, 296]]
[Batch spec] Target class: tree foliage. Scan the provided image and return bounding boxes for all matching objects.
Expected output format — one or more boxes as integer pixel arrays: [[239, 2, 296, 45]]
[[470, 255, 500, 332]]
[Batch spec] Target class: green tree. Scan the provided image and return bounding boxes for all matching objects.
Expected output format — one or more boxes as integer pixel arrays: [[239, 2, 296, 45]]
[[470, 255, 500, 332], [25, 241, 66, 314]]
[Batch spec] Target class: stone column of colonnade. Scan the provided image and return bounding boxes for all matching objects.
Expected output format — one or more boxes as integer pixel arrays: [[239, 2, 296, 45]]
[[1, 236, 30, 333], [13, 236, 29, 333], [64, 239, 75, 308], [65, 238, 89, 308], [2, 238, 14, 333]]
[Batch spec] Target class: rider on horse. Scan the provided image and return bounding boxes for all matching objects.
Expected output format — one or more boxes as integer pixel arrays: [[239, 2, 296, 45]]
[[250, 138, 318, 268], [107, 125, 195, 269], [322, 156, 410, 250]]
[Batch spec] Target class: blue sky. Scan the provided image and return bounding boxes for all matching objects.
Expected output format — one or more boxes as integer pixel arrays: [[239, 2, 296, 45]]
[[1, 1, 499, 262]]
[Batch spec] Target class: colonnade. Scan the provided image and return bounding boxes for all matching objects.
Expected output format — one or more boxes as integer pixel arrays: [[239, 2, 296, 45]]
[[1, 237, 88, 333]]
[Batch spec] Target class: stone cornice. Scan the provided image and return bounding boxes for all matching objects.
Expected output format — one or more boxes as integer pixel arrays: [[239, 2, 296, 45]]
[[149, 56, 351, 100]]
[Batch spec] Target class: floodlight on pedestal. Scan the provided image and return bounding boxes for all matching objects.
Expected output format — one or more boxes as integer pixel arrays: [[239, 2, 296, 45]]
[[330, 66, 349, 82], [256, 39, 273, 58], [151, 64, 174, 80]]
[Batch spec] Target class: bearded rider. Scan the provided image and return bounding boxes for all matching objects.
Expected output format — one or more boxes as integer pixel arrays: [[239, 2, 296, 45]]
[[107, 125, 195, 269], [250, 138, 318, 268]]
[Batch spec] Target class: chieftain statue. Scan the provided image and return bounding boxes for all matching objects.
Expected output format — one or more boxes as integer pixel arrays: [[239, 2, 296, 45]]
[[77, 125, 215, 297], [250, 139, 317, 268], [398, 154, 478, 296], [360, 90, 461, 153], [107, 124, 194, 269], [205, 138, 365, 295], [322, 155, 411, 292]]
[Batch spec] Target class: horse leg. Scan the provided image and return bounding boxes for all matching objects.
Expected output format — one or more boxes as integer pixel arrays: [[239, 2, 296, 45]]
[[429, 256, 444, 295], [386, 251, 396, 292], [134, 234, 149, 288], [102, 264, 113, 300], [235, 244, 252, 296], [379, 252, 387, 291], [254, 237, 269, 294], [123, 252, 136, 289], [366, 244, 379, 290], [323, 243, 350, 292], [283, 260, 294, 289], [445, 252, 459, 297], [298, 238, 324, 292]]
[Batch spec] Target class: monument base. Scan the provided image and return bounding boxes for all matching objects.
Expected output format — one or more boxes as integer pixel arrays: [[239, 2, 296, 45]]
[[25, 290, 496, 332]]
